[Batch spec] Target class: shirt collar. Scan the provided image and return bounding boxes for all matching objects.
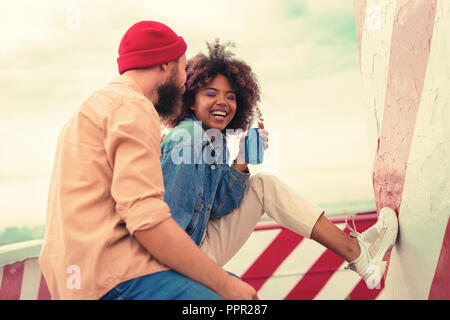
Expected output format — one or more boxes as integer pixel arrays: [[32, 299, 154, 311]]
[[109, 74, 145, 96]]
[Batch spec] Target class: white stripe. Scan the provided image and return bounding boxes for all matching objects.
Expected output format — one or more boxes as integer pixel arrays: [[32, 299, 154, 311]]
[[223, 228, 281, 277], [314, 268, 363, 300], [273, 238, 327, 276], [19, 258, 41, 300], [257, 238, 327, 299], [383, 0, 450, 299], [0, 266, 3, 289], [360, 0, 397, 163], [257, 273, 307, 300]]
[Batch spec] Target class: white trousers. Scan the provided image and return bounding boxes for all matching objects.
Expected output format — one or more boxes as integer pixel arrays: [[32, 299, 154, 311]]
[[200, 173, 324, 267]]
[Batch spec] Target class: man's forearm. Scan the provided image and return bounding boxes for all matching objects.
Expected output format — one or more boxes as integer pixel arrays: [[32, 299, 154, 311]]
[[134, 217, 230, 296]]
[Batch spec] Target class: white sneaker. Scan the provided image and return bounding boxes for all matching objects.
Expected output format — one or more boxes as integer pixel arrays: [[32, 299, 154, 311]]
[[345, 207, 399, 289]]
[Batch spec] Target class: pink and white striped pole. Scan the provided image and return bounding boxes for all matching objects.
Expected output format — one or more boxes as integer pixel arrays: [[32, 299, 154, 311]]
[[354, 0, 449, 299]]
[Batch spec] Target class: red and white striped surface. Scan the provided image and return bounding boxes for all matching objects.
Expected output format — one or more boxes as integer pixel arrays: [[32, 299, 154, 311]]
[[0, 257, 50, 300], [224, 212, 383, 300], [354, 0, 449, 299], [0, 213, 379, 300]]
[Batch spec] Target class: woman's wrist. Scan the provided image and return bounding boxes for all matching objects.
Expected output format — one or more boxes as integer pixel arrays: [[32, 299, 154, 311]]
[[232, 160, 248, 173]]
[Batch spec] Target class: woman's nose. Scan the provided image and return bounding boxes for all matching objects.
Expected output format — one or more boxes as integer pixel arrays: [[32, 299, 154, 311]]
[[216, 94, 227, 105]]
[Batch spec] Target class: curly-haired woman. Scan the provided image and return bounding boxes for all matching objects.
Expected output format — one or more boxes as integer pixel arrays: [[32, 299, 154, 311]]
[[158, 40, 399, 299]]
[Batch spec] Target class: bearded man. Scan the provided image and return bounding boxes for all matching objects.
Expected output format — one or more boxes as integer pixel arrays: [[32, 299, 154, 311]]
[[39, 21, 257, 300]]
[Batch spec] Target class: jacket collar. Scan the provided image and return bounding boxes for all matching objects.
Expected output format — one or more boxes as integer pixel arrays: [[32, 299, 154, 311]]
[[185, 116, 228, 149]]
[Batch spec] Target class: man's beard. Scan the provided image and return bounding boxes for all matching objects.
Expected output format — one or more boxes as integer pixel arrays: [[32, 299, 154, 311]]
[[154, 76, 183, 122]]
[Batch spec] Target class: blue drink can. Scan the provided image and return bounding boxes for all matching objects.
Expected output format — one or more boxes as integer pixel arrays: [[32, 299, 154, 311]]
[[245, 128, 264, 165]]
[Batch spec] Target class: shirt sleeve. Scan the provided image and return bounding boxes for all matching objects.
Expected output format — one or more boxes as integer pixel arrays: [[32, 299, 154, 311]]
[[104, 99, 171, 235]]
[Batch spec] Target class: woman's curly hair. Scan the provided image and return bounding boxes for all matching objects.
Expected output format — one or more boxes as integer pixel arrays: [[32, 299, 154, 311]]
[[169, 39, 262, 131]]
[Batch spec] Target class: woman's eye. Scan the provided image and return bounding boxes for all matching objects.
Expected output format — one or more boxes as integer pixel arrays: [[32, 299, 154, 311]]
[[205, 91, 216, 97], [227, 94, 236, 100]]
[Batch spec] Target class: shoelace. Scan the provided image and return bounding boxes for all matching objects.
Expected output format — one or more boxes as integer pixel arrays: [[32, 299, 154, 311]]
[[345, 215, 360, 238], [344, 215, 361, 269]]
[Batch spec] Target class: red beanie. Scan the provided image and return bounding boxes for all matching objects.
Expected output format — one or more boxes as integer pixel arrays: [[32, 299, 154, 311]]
[[117, 21, 187, 74]]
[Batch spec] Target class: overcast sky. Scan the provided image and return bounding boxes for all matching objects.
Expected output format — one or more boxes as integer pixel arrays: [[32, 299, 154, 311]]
[[0, 0, 376, 228]]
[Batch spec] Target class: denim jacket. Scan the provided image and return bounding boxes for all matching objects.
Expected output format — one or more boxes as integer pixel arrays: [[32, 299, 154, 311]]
[[160, 118, 250, 245]]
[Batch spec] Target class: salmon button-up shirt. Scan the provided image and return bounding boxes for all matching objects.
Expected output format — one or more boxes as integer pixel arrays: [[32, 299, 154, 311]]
[[39, 75, 171, 300]]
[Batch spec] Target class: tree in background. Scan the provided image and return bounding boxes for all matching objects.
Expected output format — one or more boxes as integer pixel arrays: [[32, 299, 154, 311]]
[[0, 225, 45, 246]]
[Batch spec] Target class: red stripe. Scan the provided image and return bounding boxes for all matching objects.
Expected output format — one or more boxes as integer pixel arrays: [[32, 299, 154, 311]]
[[347, 277, 384, 300], [241, 228, 304, 291], [325, 212, 377, 225], [253, 224, 286, 232], [371, 0, 437, 289], [284, 248, 345, 300], [345, 219, 375, 235], [284, 219, 376, 300], [0, 261, 25, 300], [253, 212, 378, 232], [37, 274, 51, 300], [372, 0, 438, 214], [428, 217, 450, 300]]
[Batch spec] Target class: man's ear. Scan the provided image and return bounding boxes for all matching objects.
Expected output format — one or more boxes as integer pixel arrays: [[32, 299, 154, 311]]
[[189, 105, 195, 111], [160, 63, 169, 72]]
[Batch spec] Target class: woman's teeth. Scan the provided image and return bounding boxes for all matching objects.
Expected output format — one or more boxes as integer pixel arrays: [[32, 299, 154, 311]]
[[211, 111, 227, 118]]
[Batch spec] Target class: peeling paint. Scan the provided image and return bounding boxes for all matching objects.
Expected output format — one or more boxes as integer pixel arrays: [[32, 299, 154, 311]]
[[355, 0, 449, 299]]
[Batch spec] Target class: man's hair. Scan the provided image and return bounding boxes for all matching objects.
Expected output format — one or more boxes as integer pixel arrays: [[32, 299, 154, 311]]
[[168, 39, 261, 131]]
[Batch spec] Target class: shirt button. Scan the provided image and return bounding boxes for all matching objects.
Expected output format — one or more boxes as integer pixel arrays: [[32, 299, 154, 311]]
[[211, 165, 216, 170]]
